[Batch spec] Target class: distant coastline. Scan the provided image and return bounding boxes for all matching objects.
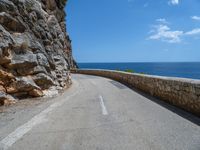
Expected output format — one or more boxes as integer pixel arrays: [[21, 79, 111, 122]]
[[78, 62, 200, 80]]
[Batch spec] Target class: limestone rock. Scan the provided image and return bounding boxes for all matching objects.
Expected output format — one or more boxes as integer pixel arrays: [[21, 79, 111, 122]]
[[0, 0, 17, 14], [7, 52, 38, 69], [33, 73, 54, 89], [29, 89, 44, 97], [0, 12, 26, 32], [6, 76, 41, 95], [0, 91, 16, 106], [0, 0, 76, 104], [0, 68, 15, 88], [0, 85, 6, 92]]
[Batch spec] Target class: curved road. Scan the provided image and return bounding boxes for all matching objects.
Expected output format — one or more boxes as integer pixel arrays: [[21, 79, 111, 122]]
[[0, 74, 200, 150]]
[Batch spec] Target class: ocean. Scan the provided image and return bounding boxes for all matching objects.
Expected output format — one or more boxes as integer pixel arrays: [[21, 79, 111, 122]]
[[78, 62, 200, 80]]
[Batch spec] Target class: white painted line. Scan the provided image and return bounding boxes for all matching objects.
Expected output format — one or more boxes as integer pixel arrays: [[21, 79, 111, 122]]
[[99, 95, 108, 115], [0, 90, 80, 150]]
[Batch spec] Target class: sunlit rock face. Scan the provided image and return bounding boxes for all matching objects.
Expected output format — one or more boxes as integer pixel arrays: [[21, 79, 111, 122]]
[[0, 0, 76, 105]]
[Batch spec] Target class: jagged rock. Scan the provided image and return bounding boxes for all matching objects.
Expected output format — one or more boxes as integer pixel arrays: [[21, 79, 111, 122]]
[[45, 0, 57, 11], [0, 12, 26, 32], [0, 25, 14, 49], [29, 89, 44, 97], [37, 53, 50, 70], [0, 25, 14, 64], [17, 65, 47, 76], [0, 91, 16, 106], [0, 67, 14, 79], [0, 48, 12, 65], [0, 0, 17, 14], [47, 15, 60, 39], [0, 0, 76, 105], [0, 85, 6, 92], [6, 77, 41, 94], [12, 32, 32, 51], [33, 73, 54, 89], [16, 77, 41, 91], [6, 86, 17, 94], [6, 52, 38, 69], [0, 68, 15, 86]]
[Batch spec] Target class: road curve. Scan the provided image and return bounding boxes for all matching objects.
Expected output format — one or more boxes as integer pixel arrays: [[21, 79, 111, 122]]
[[0, 74, 200, 150]]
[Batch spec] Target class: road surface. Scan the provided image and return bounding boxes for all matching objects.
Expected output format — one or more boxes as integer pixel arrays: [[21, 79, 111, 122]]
[[0, 74, 200, 150]]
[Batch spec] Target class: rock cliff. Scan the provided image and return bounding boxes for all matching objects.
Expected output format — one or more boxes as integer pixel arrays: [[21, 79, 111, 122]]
[[0, 0, 76, 105]]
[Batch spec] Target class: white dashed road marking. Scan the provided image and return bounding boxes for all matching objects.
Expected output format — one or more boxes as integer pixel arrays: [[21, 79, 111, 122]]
[[99, 95, 108, 115]]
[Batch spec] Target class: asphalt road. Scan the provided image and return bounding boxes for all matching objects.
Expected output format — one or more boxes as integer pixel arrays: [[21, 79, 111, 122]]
[[0, 74, 200, 150]]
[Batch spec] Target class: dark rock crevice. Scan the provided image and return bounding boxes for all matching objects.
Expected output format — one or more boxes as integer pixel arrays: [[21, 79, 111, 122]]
[[0, 0, 76, 105]]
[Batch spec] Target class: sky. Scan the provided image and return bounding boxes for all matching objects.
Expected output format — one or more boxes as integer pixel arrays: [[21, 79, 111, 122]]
[[65, 0, 200, 63]]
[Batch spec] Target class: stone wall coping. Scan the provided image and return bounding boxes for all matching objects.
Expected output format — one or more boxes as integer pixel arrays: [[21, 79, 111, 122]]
[[72, 69, 200, 116], [75, 69, 200, 85]]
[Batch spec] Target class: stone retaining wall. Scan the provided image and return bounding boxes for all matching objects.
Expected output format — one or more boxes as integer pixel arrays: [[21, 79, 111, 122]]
[[72, 69, 200, 116]]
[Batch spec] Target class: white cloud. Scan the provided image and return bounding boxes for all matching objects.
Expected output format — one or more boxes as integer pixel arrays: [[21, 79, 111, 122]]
[[148, 17, 200, 43], [191, 16, 200, 21], [185, 28, 200, 35], [156, 18, 169, 24], [149, 24, 183, 43], [168, 0, 179, 5]]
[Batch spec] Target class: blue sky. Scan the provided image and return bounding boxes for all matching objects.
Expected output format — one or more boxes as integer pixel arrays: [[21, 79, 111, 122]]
[[65, 0, 200, 62]]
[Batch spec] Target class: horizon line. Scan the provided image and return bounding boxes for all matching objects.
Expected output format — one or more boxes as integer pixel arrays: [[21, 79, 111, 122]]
[[77, 61, 200, 63]]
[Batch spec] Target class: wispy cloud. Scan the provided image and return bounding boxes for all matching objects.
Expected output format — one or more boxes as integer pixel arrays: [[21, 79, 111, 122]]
[[168, 0, 179, 5], [156, 18, 169, 24], [149, 24, 183, 43], [148, 18, 200, 43], [185, 28, 200, 35], [191, 16, 200, 21]]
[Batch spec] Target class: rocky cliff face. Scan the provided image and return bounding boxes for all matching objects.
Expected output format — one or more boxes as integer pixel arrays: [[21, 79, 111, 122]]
[[0, 0, 76, 105]]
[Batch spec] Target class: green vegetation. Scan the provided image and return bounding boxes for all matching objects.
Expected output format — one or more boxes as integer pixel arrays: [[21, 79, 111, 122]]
[[115, 69, 146, 75], [124, 69, 135, 73]]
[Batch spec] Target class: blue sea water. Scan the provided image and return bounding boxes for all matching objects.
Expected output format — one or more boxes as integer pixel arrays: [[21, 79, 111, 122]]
[[78, 62, 200, 80]]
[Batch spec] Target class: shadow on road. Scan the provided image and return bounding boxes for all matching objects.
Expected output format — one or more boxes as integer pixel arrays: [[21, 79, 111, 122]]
[[73, 74, 200, 126], [132, 87, 200, 126], [109, 81, 128, 89], [116, 81, 200, 126]]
